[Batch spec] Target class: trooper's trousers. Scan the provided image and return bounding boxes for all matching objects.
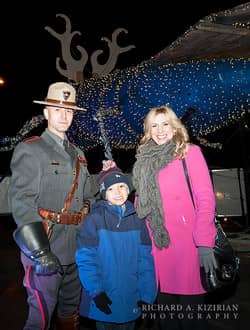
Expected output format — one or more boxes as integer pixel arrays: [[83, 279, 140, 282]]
[[21, 253, 81, 330]]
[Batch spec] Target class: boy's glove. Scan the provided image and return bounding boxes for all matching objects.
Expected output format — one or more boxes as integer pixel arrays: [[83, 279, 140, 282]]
[[198, 246, 218, 273], [93, 292, 112, 314]]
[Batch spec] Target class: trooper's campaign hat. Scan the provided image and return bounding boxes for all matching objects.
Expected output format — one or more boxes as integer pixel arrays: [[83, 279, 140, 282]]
[[33, 82, 86, 111]]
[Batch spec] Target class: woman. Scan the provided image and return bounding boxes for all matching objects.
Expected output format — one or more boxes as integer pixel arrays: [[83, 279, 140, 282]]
[[132, 105, 217, 330]]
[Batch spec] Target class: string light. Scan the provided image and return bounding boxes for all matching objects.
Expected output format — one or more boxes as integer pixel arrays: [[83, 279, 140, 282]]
[[1, 1, 250, 153], [1, 57, 248, 152], [68, 57, 250, 150]]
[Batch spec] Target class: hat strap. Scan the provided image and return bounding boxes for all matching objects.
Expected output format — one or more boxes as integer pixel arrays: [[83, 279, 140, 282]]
[[45, 98, 76, 107]]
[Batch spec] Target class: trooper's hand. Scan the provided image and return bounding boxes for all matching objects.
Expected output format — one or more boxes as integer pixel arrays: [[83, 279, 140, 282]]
[[32, 249, 63, 275]]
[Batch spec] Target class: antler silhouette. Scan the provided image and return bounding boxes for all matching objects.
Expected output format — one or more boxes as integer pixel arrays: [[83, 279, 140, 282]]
[[91, 28, 135, 78], [45, 14, 88, 82], [46, 16, 135, 81]]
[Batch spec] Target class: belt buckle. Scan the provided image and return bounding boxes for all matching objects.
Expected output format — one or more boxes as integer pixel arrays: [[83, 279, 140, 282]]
[[56, 213, 61, 223], [72, 213, 78, 225], [73, 214, 78, 225]]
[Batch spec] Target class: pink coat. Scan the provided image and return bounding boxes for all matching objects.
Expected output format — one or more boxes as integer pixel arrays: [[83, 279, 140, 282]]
[[149, 144, 216, 294]]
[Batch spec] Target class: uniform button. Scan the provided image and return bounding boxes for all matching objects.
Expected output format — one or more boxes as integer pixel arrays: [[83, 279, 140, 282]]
[[55, 170, 58, 174]]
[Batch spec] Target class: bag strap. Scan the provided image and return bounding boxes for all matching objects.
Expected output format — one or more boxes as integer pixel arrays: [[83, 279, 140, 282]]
[[183, 159, 220, 223], [182, 158, 195, 207], [61, 158, 80, 213]]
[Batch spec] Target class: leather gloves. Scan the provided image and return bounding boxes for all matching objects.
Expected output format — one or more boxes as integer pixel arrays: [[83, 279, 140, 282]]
[[198, 246, 218, 273], [93, 292, 112, 314], [31, 248, 63, 275], [13, 222, 63, 275]]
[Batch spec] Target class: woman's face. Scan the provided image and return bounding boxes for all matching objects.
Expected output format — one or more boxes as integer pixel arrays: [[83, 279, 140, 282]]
[[150, 113, 175, 145]]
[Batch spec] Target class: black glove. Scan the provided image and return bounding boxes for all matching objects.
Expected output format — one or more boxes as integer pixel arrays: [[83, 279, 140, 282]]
[[13, 222, 63, 275], [93, 292, 112, 314], [198, 246, 218, 273], [32, 248, 63, 275]]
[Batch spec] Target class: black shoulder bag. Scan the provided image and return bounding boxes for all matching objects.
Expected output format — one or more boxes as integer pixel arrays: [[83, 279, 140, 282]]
[[182, 158, 240, 292]]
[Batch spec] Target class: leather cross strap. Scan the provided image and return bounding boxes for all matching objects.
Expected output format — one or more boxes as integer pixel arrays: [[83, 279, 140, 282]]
[[61, 158, 80, 213], [39, 158, 91, 225], [39, 157, 80, 222]]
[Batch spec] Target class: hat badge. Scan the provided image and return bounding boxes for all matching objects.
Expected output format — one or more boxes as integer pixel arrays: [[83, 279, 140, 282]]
[[63, 91, 70, 100], [33, 82, 86, 111]]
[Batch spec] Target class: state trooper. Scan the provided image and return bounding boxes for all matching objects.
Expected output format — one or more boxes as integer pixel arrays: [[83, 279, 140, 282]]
[[9, 82, 97, 329]]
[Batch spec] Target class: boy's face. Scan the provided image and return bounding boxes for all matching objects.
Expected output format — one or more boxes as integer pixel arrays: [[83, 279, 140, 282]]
[[105, 182, 129, 206]]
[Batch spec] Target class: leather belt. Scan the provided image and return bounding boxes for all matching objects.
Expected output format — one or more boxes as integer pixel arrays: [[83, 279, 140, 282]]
[[39, 208, 82, 225]]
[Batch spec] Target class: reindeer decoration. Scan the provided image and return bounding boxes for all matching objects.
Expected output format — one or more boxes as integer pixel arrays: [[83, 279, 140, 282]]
[[45, 13, 135, 82]]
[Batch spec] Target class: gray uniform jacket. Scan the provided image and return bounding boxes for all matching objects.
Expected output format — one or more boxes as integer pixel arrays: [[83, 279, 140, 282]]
[[9, 130, 96, 265]]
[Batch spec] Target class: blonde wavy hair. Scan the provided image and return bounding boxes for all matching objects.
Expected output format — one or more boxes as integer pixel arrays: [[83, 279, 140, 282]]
[[139, 105, 190, 158]]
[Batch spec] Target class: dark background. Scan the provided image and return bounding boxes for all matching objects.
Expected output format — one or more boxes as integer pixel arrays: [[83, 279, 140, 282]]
[[0, 5, 249, 328], [0, 0, 249, 175]]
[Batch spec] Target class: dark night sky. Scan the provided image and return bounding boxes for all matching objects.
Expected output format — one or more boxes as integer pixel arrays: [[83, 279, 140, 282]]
[[0, 0, 249, 173]]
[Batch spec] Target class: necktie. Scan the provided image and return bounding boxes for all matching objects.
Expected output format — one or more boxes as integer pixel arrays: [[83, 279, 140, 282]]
[[63, 140, 75, 163]]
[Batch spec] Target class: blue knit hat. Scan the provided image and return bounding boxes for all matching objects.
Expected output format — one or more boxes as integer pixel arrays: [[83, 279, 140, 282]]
[[97, 167, 130, 199]]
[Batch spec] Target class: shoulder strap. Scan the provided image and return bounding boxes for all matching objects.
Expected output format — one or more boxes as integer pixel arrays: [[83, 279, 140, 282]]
[[61, 158, 80, 213], [182, 158, 195, 207]]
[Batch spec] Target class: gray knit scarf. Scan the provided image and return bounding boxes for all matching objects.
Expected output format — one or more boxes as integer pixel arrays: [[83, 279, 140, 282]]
[[132, 140, 175, 249]]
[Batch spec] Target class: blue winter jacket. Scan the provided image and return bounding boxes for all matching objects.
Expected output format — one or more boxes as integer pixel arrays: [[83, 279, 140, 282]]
[[75, 199, 157, 323]]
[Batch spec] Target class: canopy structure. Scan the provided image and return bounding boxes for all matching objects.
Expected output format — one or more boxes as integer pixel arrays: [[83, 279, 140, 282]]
[[0, 2, 249, 153], [68, 2, 250, 150]]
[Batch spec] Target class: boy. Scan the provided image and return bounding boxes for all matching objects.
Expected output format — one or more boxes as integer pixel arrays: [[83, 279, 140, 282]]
[[75, 166, 157, 330]]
